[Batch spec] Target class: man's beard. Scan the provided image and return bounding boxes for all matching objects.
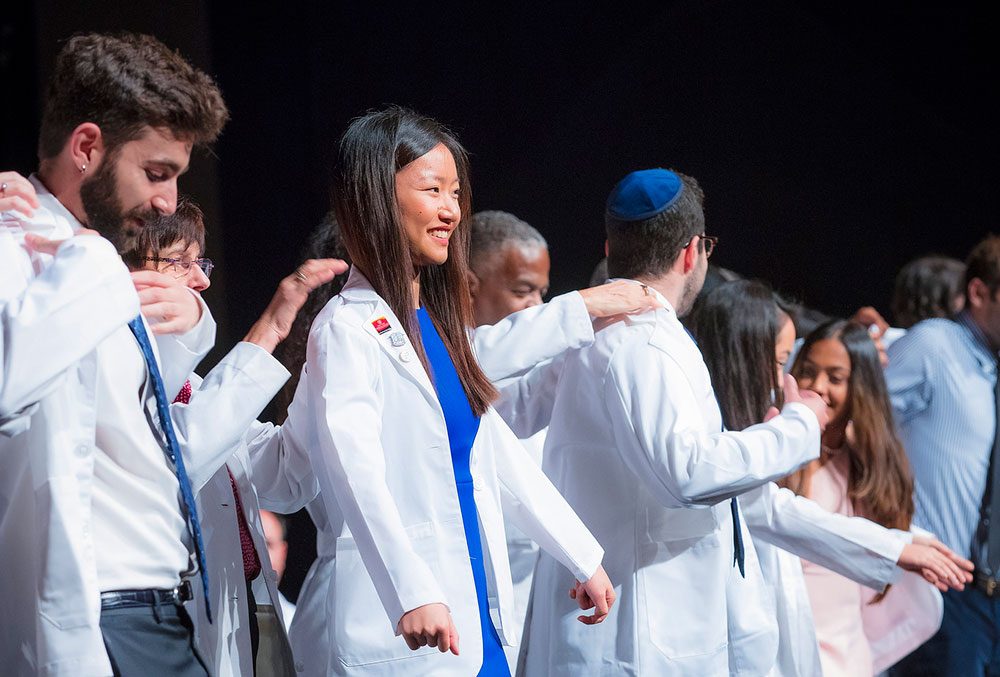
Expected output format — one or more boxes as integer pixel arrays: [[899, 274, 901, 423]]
[[676, 256, 708, 318], [79, 159, 155, 253]]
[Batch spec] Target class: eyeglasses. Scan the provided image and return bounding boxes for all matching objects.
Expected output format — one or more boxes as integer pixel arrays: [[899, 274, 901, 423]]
[[682, 233, 719, 258], [144, 256, 214, 279]]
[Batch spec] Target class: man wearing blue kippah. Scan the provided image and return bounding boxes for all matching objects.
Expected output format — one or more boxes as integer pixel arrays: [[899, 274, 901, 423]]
[[514, 169, 832, 676]]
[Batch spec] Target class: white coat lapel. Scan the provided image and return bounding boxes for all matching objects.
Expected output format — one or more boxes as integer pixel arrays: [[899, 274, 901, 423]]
[[342, 266, 440, 404], [362, 304, 439, 403]]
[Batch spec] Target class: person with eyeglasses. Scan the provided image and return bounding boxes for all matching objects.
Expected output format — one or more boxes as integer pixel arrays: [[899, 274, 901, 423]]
[[120, 197, 347, 677], [122, 200, 214, 293], [511, 168, 831, 676]]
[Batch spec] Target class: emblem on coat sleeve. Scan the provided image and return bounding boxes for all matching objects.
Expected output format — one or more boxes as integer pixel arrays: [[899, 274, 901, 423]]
[[389, 332, 406, 347], [372, 317, 391, 334]]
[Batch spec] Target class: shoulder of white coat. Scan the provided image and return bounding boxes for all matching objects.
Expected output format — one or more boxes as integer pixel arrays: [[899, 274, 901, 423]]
[[605, 312, 696, 385], [309, 291, 375, 337]]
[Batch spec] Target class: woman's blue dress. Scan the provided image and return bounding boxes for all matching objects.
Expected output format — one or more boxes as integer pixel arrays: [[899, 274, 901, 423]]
[[416, 308, 510, 677]]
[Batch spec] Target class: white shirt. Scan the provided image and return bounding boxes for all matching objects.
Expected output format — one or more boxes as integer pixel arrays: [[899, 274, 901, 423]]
[[278, 592, 296, 632], [92, 325, 192, 590]]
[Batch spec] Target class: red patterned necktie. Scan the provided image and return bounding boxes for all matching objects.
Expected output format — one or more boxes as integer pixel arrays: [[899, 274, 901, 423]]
[[173, 380, 262, 581]]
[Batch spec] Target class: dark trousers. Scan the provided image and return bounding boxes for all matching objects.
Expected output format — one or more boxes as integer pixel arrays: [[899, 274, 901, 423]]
[[891, 587, 1000, 676], [100, 600, 210, 677]]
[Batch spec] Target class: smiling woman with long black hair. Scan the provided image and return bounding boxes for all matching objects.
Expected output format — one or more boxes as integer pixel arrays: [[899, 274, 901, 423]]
[[290, 107, 614, 677]]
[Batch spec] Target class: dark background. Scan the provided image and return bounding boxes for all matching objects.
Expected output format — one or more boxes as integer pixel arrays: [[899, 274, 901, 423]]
[[3, 1, 995, 600]]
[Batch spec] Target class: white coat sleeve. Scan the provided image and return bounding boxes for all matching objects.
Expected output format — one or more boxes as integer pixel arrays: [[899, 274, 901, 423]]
[[245, 375, 320, 513], [307, 319, 448, 629], [605, 342, 820, 507], [0, 234, 138, 428], [492, 352, 565, 438], [172, 341, 290, 491], [741, 482, 904, 591], [489, 412, 604, 581], [154, 290, 217, 399], [472, 291, 594, 381]]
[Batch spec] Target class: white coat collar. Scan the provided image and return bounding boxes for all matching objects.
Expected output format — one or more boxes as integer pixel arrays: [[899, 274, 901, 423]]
[[340, 266, 439, 404], [28, 173, 82, 239]]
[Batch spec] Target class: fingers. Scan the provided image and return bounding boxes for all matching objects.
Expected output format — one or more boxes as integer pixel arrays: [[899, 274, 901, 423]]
[[403, 633, 419, 651], [763, 406, 780, 423], [291, 258, 348, 292], [0, 171, 40, 215], [593, 585, 610, 618], [448, 616, 460, 655], [782, 373, 799, 403], [23, 233, 63, 256], [1, 195, 38, 217]]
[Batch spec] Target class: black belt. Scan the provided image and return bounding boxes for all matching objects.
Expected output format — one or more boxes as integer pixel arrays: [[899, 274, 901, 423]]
[[100, 580, 193, 609], [973, 570, 1000, 597]]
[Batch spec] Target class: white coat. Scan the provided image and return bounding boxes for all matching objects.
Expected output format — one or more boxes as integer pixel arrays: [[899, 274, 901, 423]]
[[288, 282, 597, 677], [0, 183, 216, 677], [291, 268, 604, 676], [160, 341, 317, 677], [514, 294, 821, 677], [739, 483, 909, 676]]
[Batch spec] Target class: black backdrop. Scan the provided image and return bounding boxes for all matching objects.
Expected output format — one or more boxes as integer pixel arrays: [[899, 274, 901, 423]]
[[2, 1, 996, 600]]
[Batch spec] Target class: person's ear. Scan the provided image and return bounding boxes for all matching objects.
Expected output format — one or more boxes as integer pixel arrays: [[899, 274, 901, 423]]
[[467, 269, 480, 298], [968, 277, 991, 310], [681, 236, 700, 274], [69, 123, 106, 175]]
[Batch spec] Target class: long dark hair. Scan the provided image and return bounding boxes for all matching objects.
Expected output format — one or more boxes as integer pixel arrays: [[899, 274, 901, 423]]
[[692, 280, 786, 431], [786, 320, 914, 532], [333, 106, 497, 415]]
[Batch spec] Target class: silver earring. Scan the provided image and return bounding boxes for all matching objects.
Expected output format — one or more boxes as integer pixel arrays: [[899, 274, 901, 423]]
[[80, 163, 87, 173]]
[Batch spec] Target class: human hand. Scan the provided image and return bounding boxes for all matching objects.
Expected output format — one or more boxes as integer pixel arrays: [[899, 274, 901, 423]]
[[781, 374, 829, 430], [397, 603, 459, 655], [852, 306, 890, 367], [569, 565, 615, 625], [242, 258, 347, 352], [577, 280, 664, 319], [898, 535, 974, 592], [23, 228, 100, 256], [131, 270, 203, 335], [0, 171, 40, 216], [852, 306, 889, 338]]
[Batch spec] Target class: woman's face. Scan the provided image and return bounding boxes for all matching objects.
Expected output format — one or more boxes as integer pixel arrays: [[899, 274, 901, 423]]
[[395, 143, 461, 266], [795, 337, 851, 428], [775, 315, 796, 380]]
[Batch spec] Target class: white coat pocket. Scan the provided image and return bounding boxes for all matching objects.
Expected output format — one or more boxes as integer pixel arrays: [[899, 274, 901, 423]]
[[639, 535, 727, 660], [333, 524, 442, 668]]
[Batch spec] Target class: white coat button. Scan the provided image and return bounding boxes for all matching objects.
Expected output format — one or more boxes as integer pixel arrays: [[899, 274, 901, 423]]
[[400, 349, 413, 363], [473, 475, 485, 491], [75, 444, 88, 458]]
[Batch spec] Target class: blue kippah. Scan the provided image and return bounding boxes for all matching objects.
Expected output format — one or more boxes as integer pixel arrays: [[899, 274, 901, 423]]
[[606, 169, 684, 221]]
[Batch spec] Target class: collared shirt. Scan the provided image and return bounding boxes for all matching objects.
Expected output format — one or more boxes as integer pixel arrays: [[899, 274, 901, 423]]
[[885, 311, 998, 558]]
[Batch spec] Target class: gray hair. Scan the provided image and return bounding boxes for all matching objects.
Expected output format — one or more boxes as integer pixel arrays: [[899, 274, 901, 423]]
[[469, 210, 548, 272]]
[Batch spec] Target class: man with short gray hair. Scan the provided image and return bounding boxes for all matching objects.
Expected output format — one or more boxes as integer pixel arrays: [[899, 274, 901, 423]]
[[468, 210, 551, 326]]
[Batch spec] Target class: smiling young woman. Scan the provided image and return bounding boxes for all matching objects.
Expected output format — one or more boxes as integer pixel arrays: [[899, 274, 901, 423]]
[[290, 107, 613, 677]]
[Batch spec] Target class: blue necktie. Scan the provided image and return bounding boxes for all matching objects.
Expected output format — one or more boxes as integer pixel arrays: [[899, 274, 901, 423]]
[[683, 325, 746, 578], [731, 498, 745, 578], [128, 317, 212, 622]]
